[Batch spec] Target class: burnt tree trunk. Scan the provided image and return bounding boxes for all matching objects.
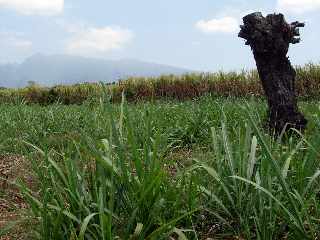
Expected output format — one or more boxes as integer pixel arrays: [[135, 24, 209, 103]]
[[239, 12, 307, 135]]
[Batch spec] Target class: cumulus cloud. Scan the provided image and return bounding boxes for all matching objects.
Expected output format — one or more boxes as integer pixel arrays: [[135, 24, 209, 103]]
[[66, 26, 133, 56], [0, 0, 64, 15], [277, 0, 320, 14], [195, 17, 239, 34]]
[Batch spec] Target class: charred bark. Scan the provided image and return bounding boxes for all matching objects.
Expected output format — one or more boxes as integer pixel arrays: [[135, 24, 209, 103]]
[[239, 12, 307, 135]]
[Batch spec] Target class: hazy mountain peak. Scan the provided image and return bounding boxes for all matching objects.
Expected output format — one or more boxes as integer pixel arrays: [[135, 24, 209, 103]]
[[0, 54, 190, 88]]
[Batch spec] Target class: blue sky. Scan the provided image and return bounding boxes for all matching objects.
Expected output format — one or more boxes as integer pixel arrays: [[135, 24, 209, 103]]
[[0, 0, 319, 71]]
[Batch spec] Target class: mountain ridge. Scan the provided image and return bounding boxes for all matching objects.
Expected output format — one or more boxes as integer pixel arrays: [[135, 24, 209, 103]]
[[0, 54, 191, 88]]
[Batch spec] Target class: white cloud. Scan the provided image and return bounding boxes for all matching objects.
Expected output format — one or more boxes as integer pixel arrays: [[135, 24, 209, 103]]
[[66, 26, 133, 56], [0, 31, 33, 63], [0, 0, 64, 15], [277, 0, 320, 14], [195, 17, 239, 34], [12, 39, 32, 49], [0, 32, 32, 50]]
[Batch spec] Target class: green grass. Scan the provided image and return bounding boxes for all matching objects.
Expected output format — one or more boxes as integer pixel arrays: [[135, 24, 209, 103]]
[[1, 96, 320, 239]]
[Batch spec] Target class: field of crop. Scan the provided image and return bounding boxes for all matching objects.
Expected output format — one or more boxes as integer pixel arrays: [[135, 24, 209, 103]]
[[0, 95, 320, 239], [1, 63, 320, 105]]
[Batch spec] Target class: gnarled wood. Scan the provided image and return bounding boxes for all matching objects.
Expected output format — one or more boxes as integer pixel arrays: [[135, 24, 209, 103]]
[[239, 12, 307, 135]]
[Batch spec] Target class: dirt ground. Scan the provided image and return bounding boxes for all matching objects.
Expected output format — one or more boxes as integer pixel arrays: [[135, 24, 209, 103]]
[[0, 154, 32, 240]]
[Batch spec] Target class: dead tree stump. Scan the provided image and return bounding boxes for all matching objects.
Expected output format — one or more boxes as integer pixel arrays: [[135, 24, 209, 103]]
[[239, 12, 307, 135]]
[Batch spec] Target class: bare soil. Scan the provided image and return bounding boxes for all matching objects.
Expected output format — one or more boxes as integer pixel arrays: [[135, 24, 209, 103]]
[[0, 154, 33, 240]]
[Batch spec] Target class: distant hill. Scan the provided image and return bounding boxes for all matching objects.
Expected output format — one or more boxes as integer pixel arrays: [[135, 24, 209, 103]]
[[0, 54, 191, 88]]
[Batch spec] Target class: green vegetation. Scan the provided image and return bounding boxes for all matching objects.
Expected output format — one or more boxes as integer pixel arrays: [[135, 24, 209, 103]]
[[1, 95, 320, 239], [1, 63, 320, 105]]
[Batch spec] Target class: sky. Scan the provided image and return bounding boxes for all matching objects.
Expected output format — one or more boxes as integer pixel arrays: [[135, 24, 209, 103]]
[[0, 0, 319, 71]]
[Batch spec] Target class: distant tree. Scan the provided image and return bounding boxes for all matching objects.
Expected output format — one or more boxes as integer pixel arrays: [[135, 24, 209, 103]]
[[27, 81, 39, 88]]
